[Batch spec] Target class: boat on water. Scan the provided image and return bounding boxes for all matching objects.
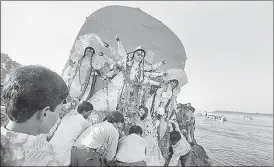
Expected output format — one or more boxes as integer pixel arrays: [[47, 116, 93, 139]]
[[244, 115, 253, 120], [195, 113, 203, 117], [205, 114, 227, 122], [219, 116, 227, 122]]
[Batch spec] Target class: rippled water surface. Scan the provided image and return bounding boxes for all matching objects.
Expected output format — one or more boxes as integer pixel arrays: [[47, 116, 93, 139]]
[[194, 114, 273, 166]]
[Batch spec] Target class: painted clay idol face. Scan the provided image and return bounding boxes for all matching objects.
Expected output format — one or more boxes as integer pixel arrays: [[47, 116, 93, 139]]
[[139, 108, 145, 117], [133, 50, 145, 62], [170, 80, 179, 89], [85, 48, 94, 57]]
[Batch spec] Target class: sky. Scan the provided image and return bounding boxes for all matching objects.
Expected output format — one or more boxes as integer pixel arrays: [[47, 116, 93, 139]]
[[1, 1, 273, 114]]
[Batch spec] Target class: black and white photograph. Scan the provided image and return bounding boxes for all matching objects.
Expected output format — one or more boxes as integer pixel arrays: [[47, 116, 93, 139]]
[[1, 1, 273, 166]]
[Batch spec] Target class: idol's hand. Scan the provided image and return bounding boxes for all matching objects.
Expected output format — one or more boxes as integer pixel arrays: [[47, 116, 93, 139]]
[[99, 52, 104, 56], [115, 35, 120, 41], [103, 41, 109, 48]]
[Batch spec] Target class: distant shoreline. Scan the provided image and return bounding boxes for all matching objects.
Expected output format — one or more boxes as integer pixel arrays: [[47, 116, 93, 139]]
[[211, 110, 273, 117]]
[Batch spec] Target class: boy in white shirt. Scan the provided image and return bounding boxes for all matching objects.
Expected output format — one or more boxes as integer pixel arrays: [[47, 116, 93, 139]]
[[167, 123, 191, 167], [49, 101, 93, 165], [72, 111, 124, 166], [115, 125, 148, 166]]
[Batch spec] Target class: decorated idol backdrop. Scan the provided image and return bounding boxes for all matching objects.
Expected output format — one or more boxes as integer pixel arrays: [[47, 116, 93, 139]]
[[62, 5, 188, 116]]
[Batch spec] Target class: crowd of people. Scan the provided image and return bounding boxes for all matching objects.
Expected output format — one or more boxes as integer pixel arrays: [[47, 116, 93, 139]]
[[1, 34, 197, 166]]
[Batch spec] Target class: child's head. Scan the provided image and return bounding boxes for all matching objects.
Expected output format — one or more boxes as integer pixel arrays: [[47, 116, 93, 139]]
[[1, 65, 68, 134], [128, 125, 143, 136]]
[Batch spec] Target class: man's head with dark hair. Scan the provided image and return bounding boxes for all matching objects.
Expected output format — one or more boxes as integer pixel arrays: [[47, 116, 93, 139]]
[[77, 101, 94, 119], [105, 111, 124, 123], [170, 131, 181, 146], [1, 65, 68, 134], [129, 125, 143, 136], [139, 106, 148, 120], [104, 111, 125, 132]]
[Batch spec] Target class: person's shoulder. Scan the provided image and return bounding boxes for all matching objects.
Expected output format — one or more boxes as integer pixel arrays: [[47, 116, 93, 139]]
[[106, 122, 119, 136], [30, 135, 56, 153], [99, 121, 111, 129], [76, 125, 92, 139], [137, 134, 147, 142], [71, 113, 87, 121], [129, 133, 143, 140], [60, 112, 80, 124], [132, 134, 147, 146]]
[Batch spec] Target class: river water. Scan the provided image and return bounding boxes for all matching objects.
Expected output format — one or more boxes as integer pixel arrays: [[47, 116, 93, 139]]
[[194, 114, 273, 166]]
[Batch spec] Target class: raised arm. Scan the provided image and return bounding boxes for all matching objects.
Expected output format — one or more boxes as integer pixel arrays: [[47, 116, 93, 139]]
[[168, 139, 191, 166], [116, 36, 128, 69], [144, 71, 166, 78], [144, 60, 166, 71]]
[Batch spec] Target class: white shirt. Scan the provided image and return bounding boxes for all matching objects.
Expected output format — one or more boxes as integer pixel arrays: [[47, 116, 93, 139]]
[[49, 113, 90, 166], [169, 138, 191, 166], [167, 120, 191, 166], [87, 113, 100, 125], [74, 121, 119, 161], [116, 134, 148, 163]]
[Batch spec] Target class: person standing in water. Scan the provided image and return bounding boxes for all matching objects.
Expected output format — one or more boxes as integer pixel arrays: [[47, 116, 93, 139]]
[[167, 123, 191, 166], [185, 105, 195, 145]]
